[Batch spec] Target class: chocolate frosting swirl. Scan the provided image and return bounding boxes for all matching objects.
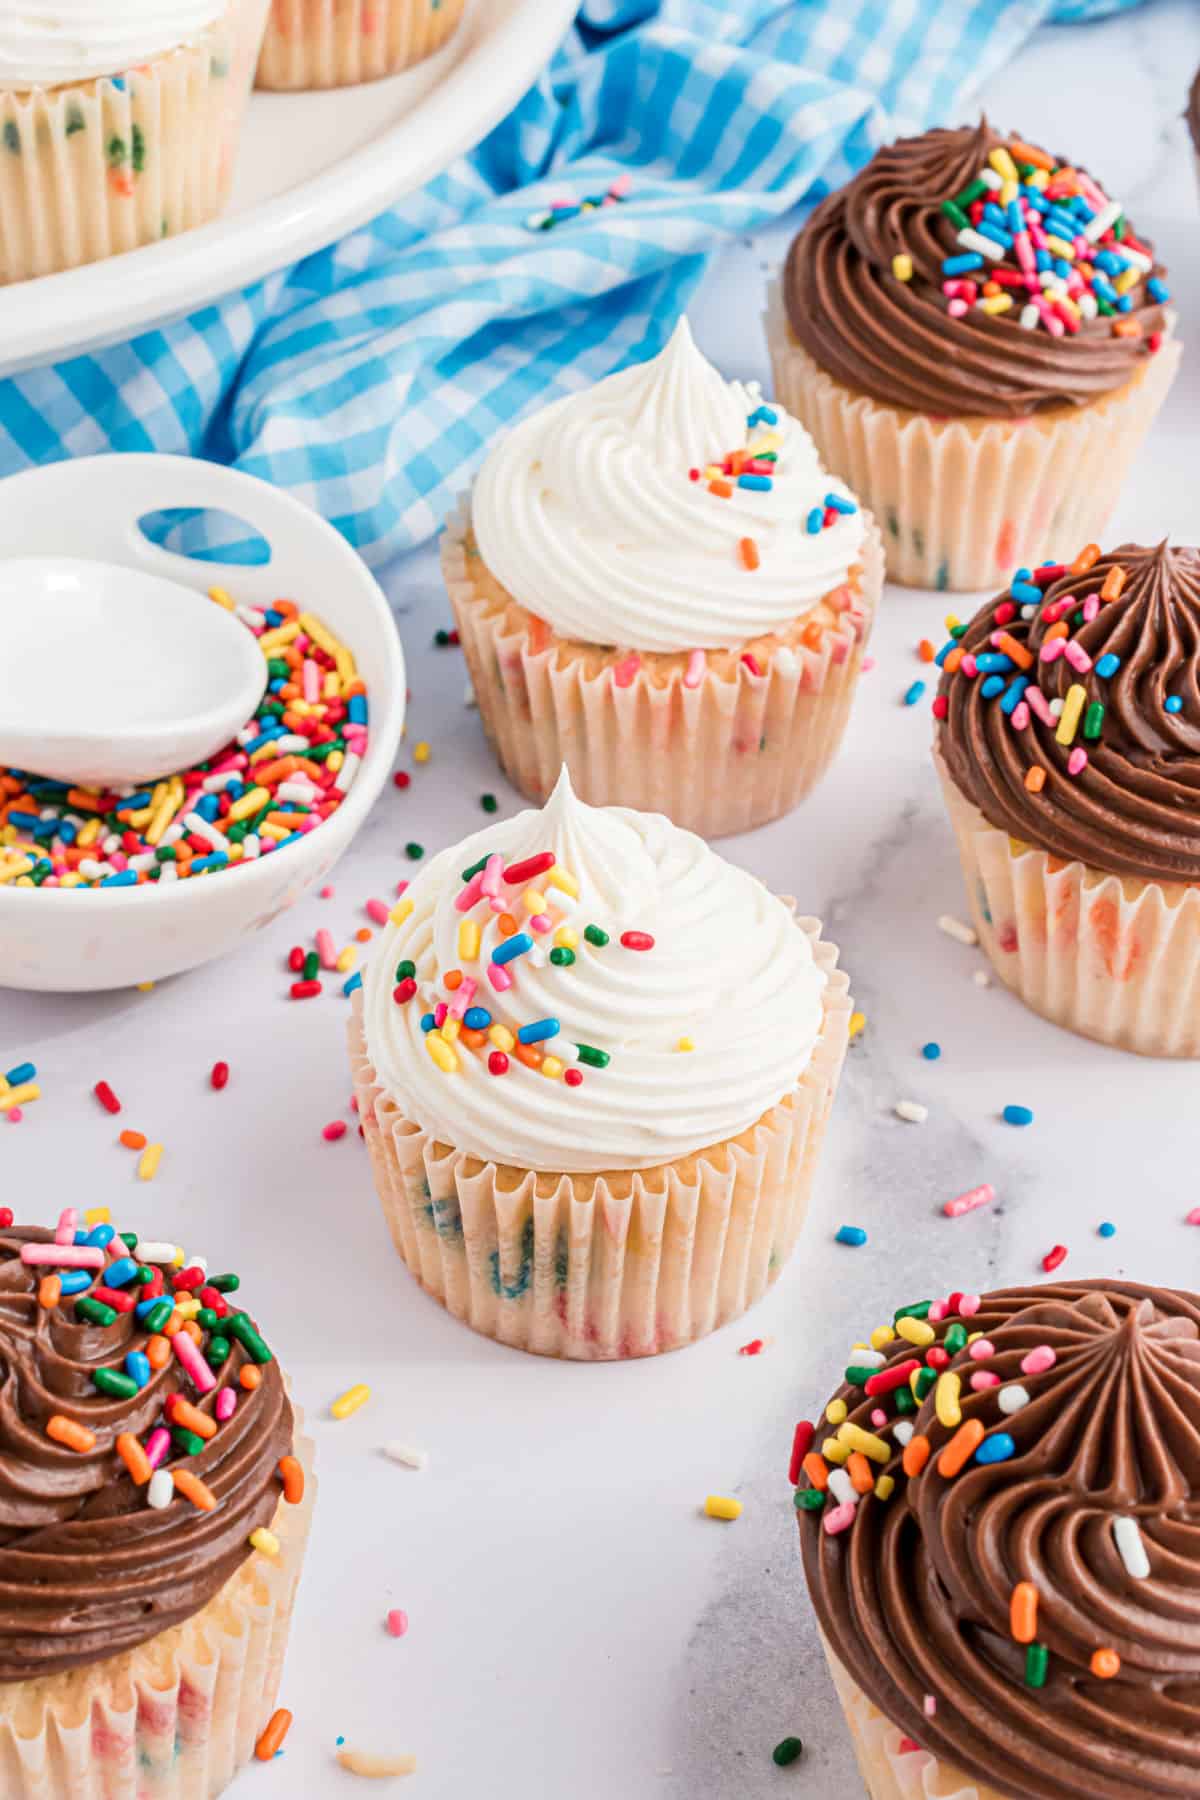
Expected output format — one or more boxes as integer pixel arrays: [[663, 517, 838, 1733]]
[[800, 1280, 1200, 1800], [784, 121, 1169, 418], [938, 542, 1200, 883], [0, 1225, 293, 1681]]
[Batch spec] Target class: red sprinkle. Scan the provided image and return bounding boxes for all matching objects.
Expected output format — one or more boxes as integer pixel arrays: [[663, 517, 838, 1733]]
[[173, 1266, 205, 1291], [740, 653, 763, 676], [210, 1061, 229, 1091], [393, 979, 417, 1005], [1042, 1244, 1069, 1273], [287, 946, 305, 972], [93, 1081, 121, 1116], [563, 1067, 583, 1088], [290, 979, 322, 1000], [932, 695, 949, 720], [92, 1284, 136, 1313], [898, 1740, 921, 1756], [864, 1359, 920, 1397], [738, 1338, 764, 1357], [925, 1346, 951, 1370], [393, 771, 411, 790], [0, 1209, 12, 1228], [322, 1121, 347, 1142], [788, 1421, 815, 1486], [620, 931, 655, 952], [993, 601, 1017, 625], [502, 852, 555, 886], [488, 1052, 509, 1076]]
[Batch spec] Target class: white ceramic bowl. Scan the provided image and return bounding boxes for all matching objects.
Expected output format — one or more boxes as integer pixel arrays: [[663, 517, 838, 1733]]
[[0, 454, 406, 992]]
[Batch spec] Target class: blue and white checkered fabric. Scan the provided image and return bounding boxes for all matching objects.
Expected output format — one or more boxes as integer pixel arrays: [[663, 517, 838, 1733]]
[[0, 0, 1145, 566]]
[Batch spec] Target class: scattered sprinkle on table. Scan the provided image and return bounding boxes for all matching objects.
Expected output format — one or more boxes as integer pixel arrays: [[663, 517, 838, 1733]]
[[383, 1441, 429, 1470], [848, 1011, 866, 1041], [895, 1100, 928, 1125], [331, 1383, 370, 1420], [938, 914, 978, 946], [255, 1709, 293, 1762], [943, 1183, 994, 1219], [387, 1609, 409, 1638], [836, 1225, 868, 1247], [1002, 1104, 1034, 1127], [336, 1750, 418, 1779], [1098, 1222, 1116, 1238], [210, 1060, 230, 1091], [704, 1495, 742, 1521], [922, 1042, 941, 1060], [481, 793, 498, 813], [772, 1737, 804, 1767], [1042, 1244, 1068, 1273], [903, 680, 926, 706]]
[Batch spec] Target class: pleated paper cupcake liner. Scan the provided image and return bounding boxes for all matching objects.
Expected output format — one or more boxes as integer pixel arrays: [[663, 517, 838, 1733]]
[[765, 278, 1181, 593], [348, 918, 850, 1360], [442, 500, 882, 839], [256, 0, 467, 89], [0, 0, 269, 284], [822, 1640, 1010, 1800], [0, 1423, 314, 1800], [935, 749, 1200, 1058]]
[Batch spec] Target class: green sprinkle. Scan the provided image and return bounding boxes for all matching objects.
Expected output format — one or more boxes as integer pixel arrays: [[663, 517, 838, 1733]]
[[893, 1386, 916, 1414], [75, 1297, 117, 1328], [944, 1323, 968, 1356], [64, 105, 85, 136], [206, 1335, 231, 1367], [549, 946, 575, 967], [156, 845, 177, 863], [196, 1307, 221, 1332], [133, 1266, 154, 1286], [772, 1737, 804, 1768], [844, 1365, 877, 1387], [462, 856, 488, 883], [93, 1368, 139, 1400], [227, 1312, 272, 1364], [302, 950, 319, 982], [172, 1427, 206, 1458], [119, 1232, 138, 1252], [142, 1297, 174, 1334], [948, 624, 967, 640], [1113, 214, 1126, 241], [209, 1273, 239, 1294], [794, 1487, 825, 1511], [954, 178, 988, 207], [575, 1044, 610, 1069], [1083, 701, 1105, 741], [131, 123, 145, 173], [940, 199, 970, 231], [894, 1301, 932, 1323], [913, 1368, 937, 1401], [405, 842, 424, 861], [395, 960, 416, 982], [106, 132, 127, 169], [583, 925, 609, 948], [481, 793, 498, 814], [434, 628, 452, 645], [1025, 1642, 1049, 1688]]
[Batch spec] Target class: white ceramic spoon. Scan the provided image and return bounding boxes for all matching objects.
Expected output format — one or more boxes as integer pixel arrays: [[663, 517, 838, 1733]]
[[0, 556, 267, 788]]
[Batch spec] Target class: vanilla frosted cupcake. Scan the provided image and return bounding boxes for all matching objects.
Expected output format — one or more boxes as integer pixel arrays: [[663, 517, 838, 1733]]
[[798, 1278, 1200, 1800], [256, 0, 466, 89], [769, 121, 1180, 590], [349, 769, 851, 1359], [0, 0, 270, 283], [444, 319, 881, 839]]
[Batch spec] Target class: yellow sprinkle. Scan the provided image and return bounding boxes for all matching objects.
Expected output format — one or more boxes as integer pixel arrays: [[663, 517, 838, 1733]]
[[944, 613, 961, 631], [1045, 235, 1076, 262], [137, 1143, 163, 1181], [896, 1316, 935, 1348], [208, 585, 235, 610], [144, 792, 181, 847], [3, 1082, 39, 1106], [0, 858, 33, 885], [988, 145, 1018, 183], [540, 1056, 564, 1080], [836, 1422, 890, 1464], [891, 252, 913, 282], [1026, 167, 1049, 191], [870, 1326, 896, 1351], [457, 919, 481, 962], [1115, 266, 1141, 297], [676, 1036, 695, 1052], [77, 818, 101, 848], [335, 1751, 417, 1779], [172, 1249, 186, 1268], [412, 741, 431, 765], [522, 888, 547, 915], [825, 1398, 848, 1426], [326, 750, 344, 775], [874, 1475, 896, 1502], [999, 178, 1018, 207], [1055, 294, 1081, 322], [323, 671, 339, 701], [553, 926, 578, 950], [822, 1438, 850, 1466], [546, 864, 579, 899], [704, 1495, 742, 1521], [1056, 683, 1088, 747], [935, 1372, 963, 1430], [226, 785, 271, 825], [389, 899, 413, 928], [848, 1011, 866, 1041], [174, 1296, 201, 1321], [13, 876, 33, 888], [336, 946, 357, 974], [249, 1527, 280, 1558], [257, 621, 301, 654], [426, 1032, 459, 1073], [967, 1331, 984, 1344], [137, 981, 155, 993], [332, 1384, 370, 1421], [980, 293, 1013, 315], [83, 1207, 111, 1227], [487, 1024, 515, 1053], [441, 1017, 461, 1043]]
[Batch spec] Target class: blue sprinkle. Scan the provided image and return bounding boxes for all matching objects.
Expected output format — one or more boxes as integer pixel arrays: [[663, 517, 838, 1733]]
[[100, 870, 138, 887], [195, 794, 220, 821], [1034, 248, 1051, 272], [942, 253, 984, 276], [492, 932, 533, 967], [1148, 277, 1169, 303], [903, 681, 926, 707], [103, 1256, 138, 1288], [1000, 676, 1030, 716], [980, 675, 1006, 700], [974, 653, 1015, 674], [934, 639, 960, 668], [1095, 653, 1121, 678], [974, 1432, 1016, 1466], [125, 1350, 151, 1388], [343, 971, 363, 997], [348, 695, 369, 725], [975, 221, 1013, 250], [747, 405, 778, 428], [518, 1017, 560, 1046], [1098, 1222, 1117, 1239], [59, 1270, 93, 1295], [922, 1042, 941, 1061], [135, 1296, 162, 1321], [190, 853, 229, 874], [1116, 293, 1134, 314], [420, 1012, 436, 1033], [1165, 696, 1183, 714], [805, 507, 824, 535], [1010, 580, 1041, 605], [4, 1061, 35, 1087], [1003, 1104, 1034, 1127], [86, 1224, 116, 1248], [110, 75, 125, 90], [835, 1225, 868, 1248], [737, 474, 772, 492], [463, 1007, 492, 1031], [824, 492, 858, 515]]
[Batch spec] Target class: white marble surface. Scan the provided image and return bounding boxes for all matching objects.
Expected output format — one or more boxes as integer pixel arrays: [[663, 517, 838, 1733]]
[[5, 5, 1200, 1794]]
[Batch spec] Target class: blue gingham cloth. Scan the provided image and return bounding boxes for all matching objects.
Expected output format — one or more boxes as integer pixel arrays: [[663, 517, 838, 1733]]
[[0, 0, 1145, 566]]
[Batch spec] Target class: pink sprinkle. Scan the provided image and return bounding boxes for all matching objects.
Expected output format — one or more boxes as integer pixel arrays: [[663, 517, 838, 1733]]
[[970, 1370, 1001, 1390], [55, 1208, 78, 1245], [529, 913, 554, 934], [396, 880, 409, 898], [365, 898, 389, 926], [959, 1295, 981, 1318], [145, 1427, 172, 1470], [870, 1408, 888, 1429], [948, 298, 969, 318], [943, 1184, 994, 1219], [480, 853, 503, 901], [1026, 687, 1055, 727], [315, 928, 338, 970], [323, 1121, 347, 1142], [447, 977, 477, 1020], [1187, 1208, 1200, 1226], [683, 649, 706, 690], [1067, 748, 1088, 776], [923, 1696, 937, 1719], [487, 963, 512, 993], [968, 1339, 995, 1361], [608, 172, 633, 199], [613, 654, 642, 689], [822, 1501, 858, 1536], [433, 1003, 448, 1029], [1021, 1345, 1057, 1376], [928, 1300, 949, 1322], [1010, 700, 1030, 731], [20, 1243, 103, 1269], [455, 871, 485, 913], [302, 659, 320, 703], [173, 1329, 216, 1395], [862, 656, 875, 672], [387, 1609, 409, 1638], [960, 653, 978, 679], [6, 1108, 23, 1123], [1039, 638, 1065, 663], [1064, 639, 1092, 673], [215, 1388, 237, 1423]]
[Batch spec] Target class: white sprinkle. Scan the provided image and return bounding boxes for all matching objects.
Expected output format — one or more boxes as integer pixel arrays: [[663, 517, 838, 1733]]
[[979, 167, 1003, 191], [147, 1469, 174, 1509], [464, 684, 478, 709], [893, 1420, 915, 1447], [849, 1348, 887, 1369], [828, 1468, 860, 1508], [383, 1442, 429, 1471], [183, 811, 230, 853], [135, 1241, 178, 1264], [334, 750, 362, 795], [938, 914, 978, 947], [236, 605, 267, 629], [1049, 696, 1065, 719], [973, 969, 992, 988], [895, 1100, 928, 1125], [1078, 292, 1099, 321], [957, 226, 1004, 262], [336, 1750, 417, 1779], [997, 1384, 1031, 1416], [1083, 199, 1122, 243], [1020, 604, 1036, 620], [1113, 1515, 1151, 1580], [1020, 303, 1039, 331]]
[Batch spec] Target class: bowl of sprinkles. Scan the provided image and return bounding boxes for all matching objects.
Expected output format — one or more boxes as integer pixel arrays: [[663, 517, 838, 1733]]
[[0, 454, 405, 991], [932, 539, 1200, 1058], [796, 1279, 1200, 1800], [770, 120, 1180, 591], [0, 1208, 314, 1800]]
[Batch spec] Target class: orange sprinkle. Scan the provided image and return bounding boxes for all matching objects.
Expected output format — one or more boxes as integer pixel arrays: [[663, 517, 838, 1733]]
[[181, 1319, 203, 1345], [497, 913, 518, 938], [943, 648, 964, 675], [902, 1435, 931, 1479], [279, 1454, 305, 1505], [707, 478, 733, 498], [1008, 137, 1055, 171], [37, 1275, 61, 1309], [938, 1419, 986, 1478], [146, 1333, 171, 1369], [116, 1432, 153, 1485], [1043, 620, 1070, 643], [240, 1364, 263, 1391], [738, 537, 761, 572], [917, 639, 935, 663], [119, 1129, 148, 1151], [1010, 1580, 1039, 1644], [255, 1709, 293, 1762], [801, 1452, 829, 1492], [167, 1397, 217, 1440], [847, 1452, 875, 1496], [1112, 318, 1142, 340], [354, 927, 372, 944], [1101, 565, 1127, 602], [527, 614, 552, 654], [1070, 543, 1101, 575], [994, 631, 1033, 672], [160, 1311, 183, 1339], [1091, 1648, 1121, 1679], [173, 1468, 217, 1512], [46, 1415, 95, 1454], [460, 1027, 488, 1050], [1024, 766, 1047, 794], [443, 969, 463, 992], [801, 621, 824, 651], [514, 1043, 543, 1071]]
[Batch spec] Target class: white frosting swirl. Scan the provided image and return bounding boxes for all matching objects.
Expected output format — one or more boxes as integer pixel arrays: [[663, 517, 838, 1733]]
[[363, 770, 828, 1175], [0, 2, 225, 88], [471, 317, 865, 654]]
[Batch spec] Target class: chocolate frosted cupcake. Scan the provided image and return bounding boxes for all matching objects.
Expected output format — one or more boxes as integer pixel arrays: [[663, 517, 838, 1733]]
[[797, 1278, 1200, 1799], [0, 1212, 312, 1798], [933, 540, 1200, 1057], [768, 122, 1180, 590]]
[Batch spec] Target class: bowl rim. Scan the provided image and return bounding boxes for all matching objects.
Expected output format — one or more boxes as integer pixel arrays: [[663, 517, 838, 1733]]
[[0, 453, 406, 917]]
